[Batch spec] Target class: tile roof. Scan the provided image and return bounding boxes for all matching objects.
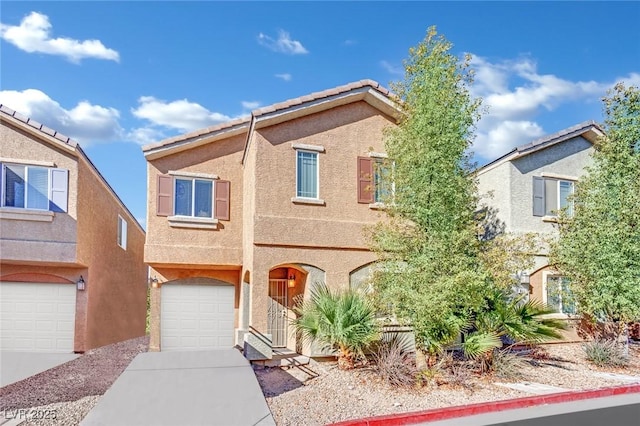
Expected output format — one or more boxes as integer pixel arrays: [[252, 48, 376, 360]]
[[251, 79, 391, 118], [0, 104, 78, 148], [515, 120, 602, 154], [141, 116, 251, 152], [142, 79, 394, 154], [475, 120, 604, 174]]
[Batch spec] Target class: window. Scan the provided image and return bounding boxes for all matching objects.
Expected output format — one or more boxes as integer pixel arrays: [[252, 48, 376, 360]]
[[296, 151, 318, 199], [545, 275, 576, 315], [358, 156, 393, 204], [117, 215, 127, 250], [1, 163, 68, 212], [532, 177, 574, 217], [175, 178, 213, 218], [156, 175, 230, 222]]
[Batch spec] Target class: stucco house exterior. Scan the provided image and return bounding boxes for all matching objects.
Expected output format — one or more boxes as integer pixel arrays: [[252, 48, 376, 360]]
[[143, 80, 401, 353], [0, 105, 147, 353], [476, 121, 604, 315]]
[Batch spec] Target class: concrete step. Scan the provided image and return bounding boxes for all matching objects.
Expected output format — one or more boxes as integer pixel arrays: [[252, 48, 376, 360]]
[[264, 355, 310, 368]]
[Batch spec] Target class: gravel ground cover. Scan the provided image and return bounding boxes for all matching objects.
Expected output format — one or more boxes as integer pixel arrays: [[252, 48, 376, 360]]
[[1, 338, 637, 426], [0, 335, 148, 425], [255, 343, 640, 426]]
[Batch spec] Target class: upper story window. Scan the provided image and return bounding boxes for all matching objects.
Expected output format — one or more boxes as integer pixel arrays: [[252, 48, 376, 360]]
[[117, 215, 127, 250], [1, 162, 68, 212], [358, 155, 393, 205], [156, 174, 230, 224], [296, 150, 319, 199], [175, 177, 213, 218], [533, 176, 575, 218]]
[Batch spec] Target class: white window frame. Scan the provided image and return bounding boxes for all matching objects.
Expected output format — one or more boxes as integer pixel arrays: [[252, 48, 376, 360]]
[[372, 158, 396, 204], [117, 215, 127, 250], [542, 271, 575, 316], [295, 149, 320, 200], [557, 179, 574, 214], [173, 177, 215, 218], [1, 163, 50, 211]]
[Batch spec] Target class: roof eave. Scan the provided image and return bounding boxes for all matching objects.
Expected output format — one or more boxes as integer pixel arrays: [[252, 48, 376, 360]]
[[252, 87, 401, 130], [143, 123, 250, 161]]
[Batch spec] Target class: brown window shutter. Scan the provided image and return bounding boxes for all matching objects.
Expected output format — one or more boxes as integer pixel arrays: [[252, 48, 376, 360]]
[[357, 156, 374, 203], [215, 180, 230, 221], [157, 175, 174, 216]]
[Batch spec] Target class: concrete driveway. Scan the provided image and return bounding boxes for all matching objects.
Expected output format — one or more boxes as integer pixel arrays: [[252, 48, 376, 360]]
[[0, 352, 78, 387], [81, 349, 275, 426]]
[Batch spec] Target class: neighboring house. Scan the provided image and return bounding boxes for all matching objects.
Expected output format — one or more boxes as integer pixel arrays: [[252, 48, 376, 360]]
[[476, 121, 604, 316], [142, 80, 401, 353], [0, 105, 147, 353]]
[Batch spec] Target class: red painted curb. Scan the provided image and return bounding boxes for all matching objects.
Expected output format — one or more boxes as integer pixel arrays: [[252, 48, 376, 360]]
[[329, 383, 640, 426]]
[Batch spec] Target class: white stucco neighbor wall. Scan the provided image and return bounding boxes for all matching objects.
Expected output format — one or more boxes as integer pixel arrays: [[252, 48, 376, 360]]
[[508, 136, 593, 234], [477, 135, 594, 263]]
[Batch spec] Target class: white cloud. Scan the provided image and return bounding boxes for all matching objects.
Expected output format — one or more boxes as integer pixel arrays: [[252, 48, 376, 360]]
[[257, 30, 308, 54], [343, 39, 357, 46], [127, 127, 167, 146], [469, 54, 640, 160], [275, 73, 292, 82], [131, 96, 232, 132], [241, 101, 261, 110], [0, 11, 119, 63], [380, 60, 403, 76], [0, 88, 123, 144]]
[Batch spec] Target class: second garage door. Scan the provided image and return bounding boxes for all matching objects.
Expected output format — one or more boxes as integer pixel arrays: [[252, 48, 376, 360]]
[[0, 282, 76, 352], [161, 284, 235, 351]]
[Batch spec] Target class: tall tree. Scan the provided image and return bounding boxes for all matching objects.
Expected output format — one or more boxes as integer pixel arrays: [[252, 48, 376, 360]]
[[551, 83, 640, 327], [368, 27, 488, 355]]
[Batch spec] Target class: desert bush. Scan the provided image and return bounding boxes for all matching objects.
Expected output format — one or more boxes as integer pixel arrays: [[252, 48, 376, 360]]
[[583, 339, 629, 367], [373, 336, 418, 387], [491, 349, 525, 380]]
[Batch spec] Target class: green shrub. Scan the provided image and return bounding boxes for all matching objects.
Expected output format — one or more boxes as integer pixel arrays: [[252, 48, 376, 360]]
[[291, 283, 379, 369], [583, 339, 629, 367]]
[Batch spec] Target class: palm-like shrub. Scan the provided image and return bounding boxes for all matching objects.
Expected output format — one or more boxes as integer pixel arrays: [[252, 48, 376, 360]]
[[461, 290, 566, 365], [291, 283, 379, 369]]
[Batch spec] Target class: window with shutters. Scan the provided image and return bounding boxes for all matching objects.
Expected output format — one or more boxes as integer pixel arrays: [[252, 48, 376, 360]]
[[358, 155, 393, 206], [156, 173, 230, 228], [0, 163, 68, 213], [532, 176, 575, 218]]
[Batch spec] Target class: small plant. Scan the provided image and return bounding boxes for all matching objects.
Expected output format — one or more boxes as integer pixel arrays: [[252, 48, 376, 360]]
[[583, 339, 629, 367], [373, 336, 418, 387], [291, 282, 379, 369], [491, 349, 525, 380]]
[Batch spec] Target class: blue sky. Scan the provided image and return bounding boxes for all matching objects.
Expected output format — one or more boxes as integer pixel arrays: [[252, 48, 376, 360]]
[[1, 1, 639, 228]]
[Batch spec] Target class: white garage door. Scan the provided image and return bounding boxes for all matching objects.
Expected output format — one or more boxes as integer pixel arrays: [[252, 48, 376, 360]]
[[0, 282, 76, 352], [161, 284, 235, 351]]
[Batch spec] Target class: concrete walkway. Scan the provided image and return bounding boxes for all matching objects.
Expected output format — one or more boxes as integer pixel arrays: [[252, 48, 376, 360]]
[[0, 352, 78, 387], [81, 349, 275, 426]]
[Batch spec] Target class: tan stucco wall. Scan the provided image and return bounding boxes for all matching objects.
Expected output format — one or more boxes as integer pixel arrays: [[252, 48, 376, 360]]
[[76, 156, 147, 351], [144, 134, 245, 266], [0, 121, 79, 264]]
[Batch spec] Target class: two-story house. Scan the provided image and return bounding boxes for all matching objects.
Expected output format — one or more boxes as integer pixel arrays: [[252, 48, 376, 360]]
[[476, 121, 604, 315], [142, 80, 401, 353], [0, 105, 147, 353]]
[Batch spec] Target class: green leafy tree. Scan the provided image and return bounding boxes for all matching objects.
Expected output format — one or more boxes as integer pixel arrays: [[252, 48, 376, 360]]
[[551, 83, 640, 328], [368, 27, 489, 357], [291, 283, 379, 369]]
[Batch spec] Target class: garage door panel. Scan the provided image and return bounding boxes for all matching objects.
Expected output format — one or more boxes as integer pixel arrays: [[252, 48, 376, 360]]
[[0, 282, 76, 352], [161, 284, 235, 351]]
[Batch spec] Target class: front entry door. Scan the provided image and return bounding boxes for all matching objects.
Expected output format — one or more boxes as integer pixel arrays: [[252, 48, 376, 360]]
[[268, 279, 288, 347]]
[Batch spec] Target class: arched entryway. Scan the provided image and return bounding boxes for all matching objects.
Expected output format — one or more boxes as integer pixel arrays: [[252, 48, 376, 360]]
[[267, 265, 309, 349]]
